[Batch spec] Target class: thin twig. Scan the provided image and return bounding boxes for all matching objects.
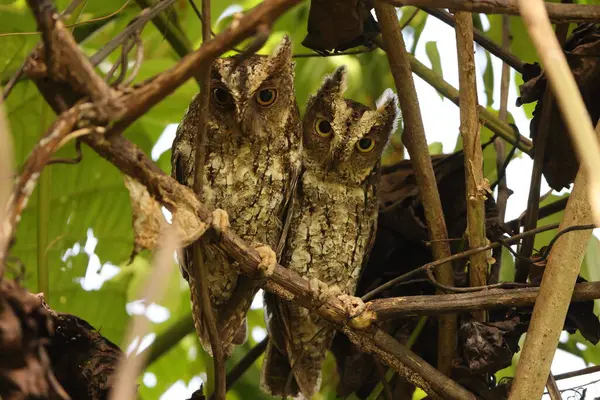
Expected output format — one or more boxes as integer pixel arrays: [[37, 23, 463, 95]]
[[224, 338, 268, 393], [546, 374, 561, 400], [423, 7, 524, 73], [373, 2, 456, 376], [109, 224, 179, 400], [382, 0, 600, 23], [455, 11, 488, 321], [555, 365, 600, 381], [514, 18, 571, 283], [361, 222, 561, 301], [133, 0, 192, 59]]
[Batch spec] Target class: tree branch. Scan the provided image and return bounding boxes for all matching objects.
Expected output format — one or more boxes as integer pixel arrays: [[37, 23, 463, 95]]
[[370, 281, 600, 319], [380, 0, 600, 23], [455, 11, 488, 321], [373, 2, 457, 376]]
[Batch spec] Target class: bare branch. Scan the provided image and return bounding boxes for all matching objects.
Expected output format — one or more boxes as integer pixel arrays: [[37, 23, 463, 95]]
[[380, 0, 600, 23]]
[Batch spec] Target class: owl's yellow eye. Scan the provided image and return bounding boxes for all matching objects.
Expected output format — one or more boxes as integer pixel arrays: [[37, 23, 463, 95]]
[[356, 138, 375, 153], [212, 87, 232, 106], [315, 118, 332, 137], [256, 88, 277, 106]]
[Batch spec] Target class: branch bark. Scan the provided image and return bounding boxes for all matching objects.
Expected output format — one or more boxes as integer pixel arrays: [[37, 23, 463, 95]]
[[455, 12, 488, 322], [373, 2, 457, 376], [380, 0, 600, 23]]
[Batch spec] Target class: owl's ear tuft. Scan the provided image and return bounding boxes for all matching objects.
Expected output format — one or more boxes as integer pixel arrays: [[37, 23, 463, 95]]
[[318, 65, 348, 98], [376, 89, 400, 134], [273, 35, 293, 62]]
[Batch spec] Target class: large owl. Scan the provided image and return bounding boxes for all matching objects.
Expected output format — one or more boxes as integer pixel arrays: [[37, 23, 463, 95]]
[[171, 36, 302, 357], [261, 66, 398, 398]]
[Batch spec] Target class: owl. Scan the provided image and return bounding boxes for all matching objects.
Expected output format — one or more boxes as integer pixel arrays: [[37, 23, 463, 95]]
[[261, 66, 398, 398], [171, 36, 302, 358]]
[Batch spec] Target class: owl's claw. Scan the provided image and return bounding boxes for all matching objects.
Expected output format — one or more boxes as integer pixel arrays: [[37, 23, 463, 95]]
[[254, 244, 276, 278], [211, 209, 230, 241], [309, 278, 340, 308], [338, 294, 375, 330]]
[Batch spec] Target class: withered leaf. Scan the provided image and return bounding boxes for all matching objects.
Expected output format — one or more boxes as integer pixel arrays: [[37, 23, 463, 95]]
[[302, 0, 379, 54], [124, 175, 165, 259], [518, 24, 600, 190]]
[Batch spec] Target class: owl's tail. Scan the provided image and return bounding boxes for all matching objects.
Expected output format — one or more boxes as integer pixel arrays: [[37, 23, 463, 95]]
[[262, 293, 332, 399]]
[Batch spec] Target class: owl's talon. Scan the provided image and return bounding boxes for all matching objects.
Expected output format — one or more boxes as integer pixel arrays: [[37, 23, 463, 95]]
[[338, 294, 375, 330], [308, 278, 338, 308], [211, 209, 230, 241], [254, 244, 276, 277]]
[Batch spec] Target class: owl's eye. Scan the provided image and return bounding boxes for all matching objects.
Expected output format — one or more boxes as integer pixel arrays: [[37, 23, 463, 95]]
[[212, 87, 232, 106], [315, 118, 332, 137], [256, 88, 278, 106], [356, 138, 375, 153]]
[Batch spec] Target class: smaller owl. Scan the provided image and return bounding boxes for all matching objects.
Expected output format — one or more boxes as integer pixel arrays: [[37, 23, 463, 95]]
[[261, 66, 398, 399]]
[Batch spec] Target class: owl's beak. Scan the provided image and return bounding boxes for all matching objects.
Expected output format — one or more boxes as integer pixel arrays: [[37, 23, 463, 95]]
[[234, 102, 247, 125], [326, 144, 345, 170]]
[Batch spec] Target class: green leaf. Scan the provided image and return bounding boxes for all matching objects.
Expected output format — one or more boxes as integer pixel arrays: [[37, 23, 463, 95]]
[[425, 41, 443, 100], [483, 51, 494, 107]]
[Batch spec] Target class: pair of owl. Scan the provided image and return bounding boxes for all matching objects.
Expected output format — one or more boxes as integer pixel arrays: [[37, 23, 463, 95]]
[[171, 36, 398, 399]]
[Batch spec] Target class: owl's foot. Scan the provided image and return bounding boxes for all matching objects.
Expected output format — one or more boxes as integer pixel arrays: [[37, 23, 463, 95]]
[[308, 279, 340, 309], [211, 209, 230, 241], [254, 244, 277, 278], [338, 294, 375, 330]]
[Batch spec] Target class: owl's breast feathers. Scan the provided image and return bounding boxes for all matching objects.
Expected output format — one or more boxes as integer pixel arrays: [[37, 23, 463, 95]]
[[285, 170, 377, 291]]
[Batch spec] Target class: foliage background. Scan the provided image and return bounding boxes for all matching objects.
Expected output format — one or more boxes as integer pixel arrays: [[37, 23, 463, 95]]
[[1, 0, 600, 398]]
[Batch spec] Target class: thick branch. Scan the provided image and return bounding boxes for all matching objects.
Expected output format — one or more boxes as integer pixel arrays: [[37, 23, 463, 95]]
[[80, 133, 475, 399], [370, 281, 600, 320], [381, 0, 600, 23], [374, 2, 456, 376]]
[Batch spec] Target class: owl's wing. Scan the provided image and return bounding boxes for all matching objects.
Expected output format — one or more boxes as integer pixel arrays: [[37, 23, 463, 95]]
[[276, 161, 303, 259]]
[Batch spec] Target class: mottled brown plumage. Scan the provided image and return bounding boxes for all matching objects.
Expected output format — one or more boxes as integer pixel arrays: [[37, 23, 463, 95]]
[[261, 66, 398, 398], [171, 36, 302, 357]]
